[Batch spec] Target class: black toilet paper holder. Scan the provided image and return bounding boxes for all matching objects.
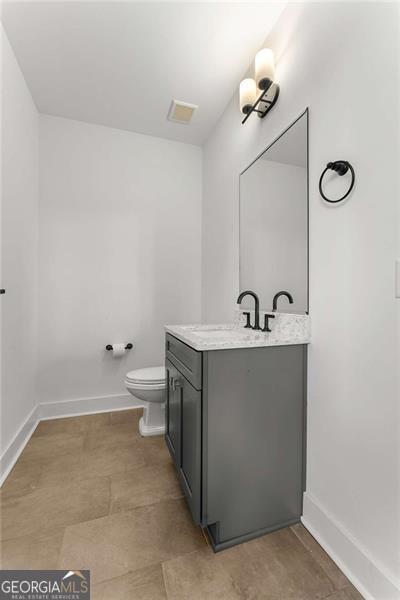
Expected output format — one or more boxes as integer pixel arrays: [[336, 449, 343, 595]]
[[105, 343, 133, 351]]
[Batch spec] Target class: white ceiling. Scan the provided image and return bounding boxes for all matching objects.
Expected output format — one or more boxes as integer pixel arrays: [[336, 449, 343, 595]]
[[1, 1, 286, 145]]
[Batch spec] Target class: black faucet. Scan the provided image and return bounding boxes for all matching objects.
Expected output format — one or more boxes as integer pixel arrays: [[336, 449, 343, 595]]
[[237, 290, 261, 330], [272, 291, 294, 312]]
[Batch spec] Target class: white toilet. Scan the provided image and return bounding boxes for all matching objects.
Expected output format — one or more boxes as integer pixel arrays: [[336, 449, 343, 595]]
[[125, 366, 166, 436]]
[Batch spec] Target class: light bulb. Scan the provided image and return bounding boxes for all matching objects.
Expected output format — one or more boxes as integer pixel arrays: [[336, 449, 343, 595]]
[[239, 78, 256, 115], [255, 48, 275, 90]]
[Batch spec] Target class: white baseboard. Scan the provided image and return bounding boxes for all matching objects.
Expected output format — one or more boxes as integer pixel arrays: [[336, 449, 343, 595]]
[[38, 392, 144, 420], [0, 405, 40, 486], [302, 492, 400, 600], [0, 393, 144, 486]]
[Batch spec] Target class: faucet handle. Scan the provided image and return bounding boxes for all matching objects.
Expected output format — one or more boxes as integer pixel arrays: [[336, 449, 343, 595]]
[[262, 313, 275, 333], [242, 311, 252, 328]]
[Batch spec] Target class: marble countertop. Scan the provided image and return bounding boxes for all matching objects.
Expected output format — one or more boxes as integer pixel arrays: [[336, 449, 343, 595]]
[[165, 312, 310, 351]]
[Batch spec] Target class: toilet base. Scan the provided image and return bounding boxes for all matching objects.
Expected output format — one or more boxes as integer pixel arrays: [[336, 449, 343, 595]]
[[139, 401, 165, 437], [139, 416, 165, 436]]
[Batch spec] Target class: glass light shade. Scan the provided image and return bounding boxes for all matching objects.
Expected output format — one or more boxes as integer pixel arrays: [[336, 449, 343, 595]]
[[239, 78, 256, 114], [255, 48, 275, 90]]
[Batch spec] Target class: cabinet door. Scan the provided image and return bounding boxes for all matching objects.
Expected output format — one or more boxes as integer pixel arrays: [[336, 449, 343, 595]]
[[165, 359, 202, 524], [179, 375, 202, 524], [165, 360, 181, 466]]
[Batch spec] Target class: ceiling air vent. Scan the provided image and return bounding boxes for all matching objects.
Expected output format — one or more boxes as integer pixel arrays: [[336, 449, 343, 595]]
[[168, 100, 198, 124]]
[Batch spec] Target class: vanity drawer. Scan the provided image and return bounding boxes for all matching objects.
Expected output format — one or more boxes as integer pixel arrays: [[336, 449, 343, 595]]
[[166, 333, 202, 390]]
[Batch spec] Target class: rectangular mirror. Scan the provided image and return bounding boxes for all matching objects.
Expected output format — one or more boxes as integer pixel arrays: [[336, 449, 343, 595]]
[[239, 110, 308, 313]]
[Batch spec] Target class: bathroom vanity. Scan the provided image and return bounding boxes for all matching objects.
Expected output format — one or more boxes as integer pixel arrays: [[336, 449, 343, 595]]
[[164, 317, 310, 551]]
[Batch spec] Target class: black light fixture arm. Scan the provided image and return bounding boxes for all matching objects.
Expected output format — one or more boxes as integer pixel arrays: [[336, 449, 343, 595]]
[[242, 83, 280, 125]]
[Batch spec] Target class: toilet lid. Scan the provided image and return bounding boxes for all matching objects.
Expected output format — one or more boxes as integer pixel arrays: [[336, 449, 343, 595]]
[[126, 366, 166, 385]]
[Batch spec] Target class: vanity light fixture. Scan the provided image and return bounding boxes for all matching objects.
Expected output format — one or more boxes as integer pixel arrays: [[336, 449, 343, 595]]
[[239, 48, 279, 124]]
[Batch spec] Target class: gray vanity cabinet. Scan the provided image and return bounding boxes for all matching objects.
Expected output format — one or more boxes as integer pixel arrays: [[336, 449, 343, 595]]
[[165, 332, 307, 552]]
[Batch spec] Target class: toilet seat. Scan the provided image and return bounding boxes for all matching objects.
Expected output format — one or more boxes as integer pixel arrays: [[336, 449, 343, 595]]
[[125, 366, 166, 387], [125, 380, 165, 391]]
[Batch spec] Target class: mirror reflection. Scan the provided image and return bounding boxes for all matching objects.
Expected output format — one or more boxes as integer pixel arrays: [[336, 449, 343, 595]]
[[239, 111, 308, 313]]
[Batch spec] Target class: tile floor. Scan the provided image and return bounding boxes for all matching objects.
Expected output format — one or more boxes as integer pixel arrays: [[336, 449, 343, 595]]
[[0, 408, 363, 599]]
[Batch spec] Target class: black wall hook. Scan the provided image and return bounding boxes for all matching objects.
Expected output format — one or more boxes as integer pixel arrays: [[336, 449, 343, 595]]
[[319, 160, 355, 203], [106, 343, 133, 351]]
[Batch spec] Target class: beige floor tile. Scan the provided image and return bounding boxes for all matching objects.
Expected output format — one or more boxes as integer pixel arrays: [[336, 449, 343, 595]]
[[0, 528, 65, 569], [141, 435, 174, 467], [110, 462, 183, 513], [214, 542, 276, 600], [1, 477, 110, 540], [217, 527, 336, 600], [345, 586, 365, 600], [1, 459, 43, 499], [291, 523, 350, 590], [163, 547, 242, 600], [325, 588, 364, 600], [58, 498, 206, 584], [84, 422, 140, 451], [110, 409, 143, 426], [19, 432, 85, 463], [92, 564, 167, 600], [33, 413, 111, 437], [38, 440, 145, 487]]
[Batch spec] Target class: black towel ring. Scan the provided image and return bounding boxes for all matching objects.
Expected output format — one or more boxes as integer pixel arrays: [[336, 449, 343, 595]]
[[319, 160, 355, 204]]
